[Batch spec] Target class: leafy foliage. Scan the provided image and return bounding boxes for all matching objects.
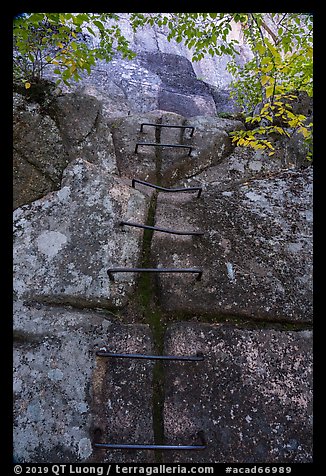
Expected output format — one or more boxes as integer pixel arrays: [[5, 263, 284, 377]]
[[130, 13, 243, 60], [13, 12, 313, 160], [13, 13, 136, 87], [225, 13, 313, 159], [132, 13, 313, 160]]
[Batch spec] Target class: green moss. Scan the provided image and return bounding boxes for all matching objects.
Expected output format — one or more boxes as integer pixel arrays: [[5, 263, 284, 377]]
[[13, 329, 48, 344], [136, 190, 165, 461]]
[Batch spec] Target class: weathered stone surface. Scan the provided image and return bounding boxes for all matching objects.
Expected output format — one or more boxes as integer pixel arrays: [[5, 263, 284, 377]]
[[13, 93, 70, 209], [54, 93, 101, 142], [151, 168, 313, 322], [91, 327, 155, 463], [13, 92, 119, 209], [163, 322, 313, 463], [76, 83, 131, 118], [13, 158, 150, 309], [108, 111, 162, 183], [53, 92, 118, 173], [177, 146, 290, 192], [53, 14, 250, 117], [13, 301, 154, 463], [138, 52, 217, 117], [13, 150, 55, 210], [62, 54, 217, 118], [109, 111, 244, 186]]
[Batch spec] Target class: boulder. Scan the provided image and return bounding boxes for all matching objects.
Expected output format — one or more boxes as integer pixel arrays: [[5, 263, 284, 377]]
[[13, 151, 56, 210], [177, 146, 290, 192], [151, 168, 313, 322], [163, 322, 312, 463], [52, 92, 118, 173], [13, 93, 70, 209], [13, 158, 150, 309], [13, 92, 119, 209], [13, 301, 154, 463], [108, 111, 244, 186]]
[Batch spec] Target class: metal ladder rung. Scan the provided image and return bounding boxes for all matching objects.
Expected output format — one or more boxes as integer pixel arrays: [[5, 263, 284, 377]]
[[96, 351, 204, 361], [94, 442, 206, 450], [132, 178, 202, 198], [107, 268, 203, 282], [140, 123, 195, 137], [135, 142, 193, 156], [119, 221, 204, 236]]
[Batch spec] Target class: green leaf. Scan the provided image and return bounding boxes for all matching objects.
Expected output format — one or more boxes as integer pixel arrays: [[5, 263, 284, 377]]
[[94, 20, 105, 31], [261, 75, 270, 86], [262, 63, 273, 73], [256, 43, 265, 55], [266, 85, 274, 98]]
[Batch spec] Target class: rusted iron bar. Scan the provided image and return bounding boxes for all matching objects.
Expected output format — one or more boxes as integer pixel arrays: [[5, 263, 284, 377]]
[[96, 351, 204, 361]]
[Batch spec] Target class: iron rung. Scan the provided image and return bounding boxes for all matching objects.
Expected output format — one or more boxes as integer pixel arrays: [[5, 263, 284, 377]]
[[119, 221, 204, 236], [140, 123, 195, 137], [96, 351, 204, 361], [107, 268, 203, 282], [135, 142, 192, 156], [132, 178, 202, 198], [94, 443, 206, 450]]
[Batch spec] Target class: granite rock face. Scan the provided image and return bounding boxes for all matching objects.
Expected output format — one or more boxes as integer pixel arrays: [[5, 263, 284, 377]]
[[163, 322, 313, 463], [13, 158, 150, 309], [50, 14, 250, 118], [13, 92, 119, 209], [151, 168, 313, 322], [13, 55, 313, 464], [13, 301, 154, 463], [13, 93, 70, 209], [67, 53, 223, 118], [109, 111, 243, 186]]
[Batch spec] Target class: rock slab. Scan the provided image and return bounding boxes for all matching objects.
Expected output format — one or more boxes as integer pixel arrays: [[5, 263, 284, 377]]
[[163, 322, 313, 463], [13, 302, 154, 463], [13, 158, 150, 309], [151, 168, 313, 323]]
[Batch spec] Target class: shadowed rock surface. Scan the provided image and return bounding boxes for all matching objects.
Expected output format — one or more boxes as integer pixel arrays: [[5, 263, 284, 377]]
[[13, 93, 70, 209], [13, 159, 150, 309], [52, 14, 250, 117], [13, 301, 154, 463], [13, 36, 313, 463], [162, 322, 313, 463], [108, 111, 243, 185], [151, 168, 313, 322], [13, 92, 119, 209]]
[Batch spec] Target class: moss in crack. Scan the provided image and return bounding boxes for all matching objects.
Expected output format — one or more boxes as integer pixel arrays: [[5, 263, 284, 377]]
[[135, 189, 165, 462], [161, 309, 312, 331]]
